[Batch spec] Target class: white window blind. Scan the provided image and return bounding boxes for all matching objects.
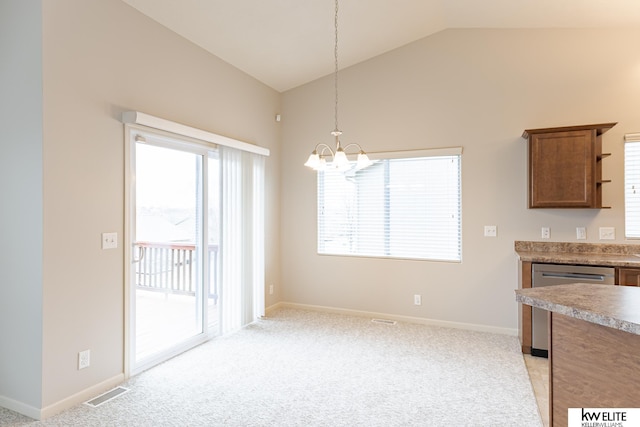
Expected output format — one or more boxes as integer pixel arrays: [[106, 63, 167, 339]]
[[219, 146, 266, 333], [625, 134, 640, 238], [317, 149, 462, 262]]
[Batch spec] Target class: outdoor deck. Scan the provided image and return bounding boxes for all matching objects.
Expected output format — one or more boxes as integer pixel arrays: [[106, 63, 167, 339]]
[[135, 290, 219, 361], [134, 242, 219, 361]]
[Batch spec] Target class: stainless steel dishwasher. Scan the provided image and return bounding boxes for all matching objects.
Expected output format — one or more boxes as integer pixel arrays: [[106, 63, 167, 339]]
[[531, 263, 615, 357]]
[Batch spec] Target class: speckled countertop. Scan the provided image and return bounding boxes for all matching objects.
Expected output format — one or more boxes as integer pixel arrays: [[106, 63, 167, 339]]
[[515, 240, 640, 267], [516, 283, 640, 335]]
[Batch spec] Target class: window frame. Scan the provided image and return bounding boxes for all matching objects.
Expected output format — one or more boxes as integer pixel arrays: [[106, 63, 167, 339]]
[[316, 147, 463, 262], [624, 133, 640, 239]]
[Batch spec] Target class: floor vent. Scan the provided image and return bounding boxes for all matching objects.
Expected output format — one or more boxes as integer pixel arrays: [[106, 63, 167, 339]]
[[371, 318, 397, 325], [84, 386, 130, 408]]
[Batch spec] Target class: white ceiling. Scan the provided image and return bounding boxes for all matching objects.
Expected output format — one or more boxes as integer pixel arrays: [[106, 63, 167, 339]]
[[122, 0, 640, 92]]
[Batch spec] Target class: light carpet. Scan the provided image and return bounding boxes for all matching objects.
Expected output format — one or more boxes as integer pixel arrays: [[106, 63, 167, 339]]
[[0, 307, 542, 426]]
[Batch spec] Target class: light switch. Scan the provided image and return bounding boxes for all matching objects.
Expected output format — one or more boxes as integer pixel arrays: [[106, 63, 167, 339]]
[[102, 232, 118, 249]]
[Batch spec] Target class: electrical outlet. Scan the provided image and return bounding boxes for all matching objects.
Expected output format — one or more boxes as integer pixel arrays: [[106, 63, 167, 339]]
[[269, 284, 274, 295], [101, 232, 117, 249], [576, 227, 587, 240], [599, 227, 615, 240], [484, 225, 497, 237], [78, 350, 90, 370], [414, 294, 422, 306], [541, 227, 550, 239]]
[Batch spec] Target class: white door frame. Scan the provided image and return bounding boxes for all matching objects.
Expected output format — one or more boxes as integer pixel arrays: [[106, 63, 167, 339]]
[[124, 123, 216, 377]]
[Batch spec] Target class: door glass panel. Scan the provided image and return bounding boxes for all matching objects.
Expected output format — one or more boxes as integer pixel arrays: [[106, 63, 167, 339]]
[[134, 142, 204, 364]]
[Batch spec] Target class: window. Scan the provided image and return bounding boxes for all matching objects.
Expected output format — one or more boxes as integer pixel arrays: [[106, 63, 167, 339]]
[[625, 134, 640, 238], [317, 148, 462, 261]]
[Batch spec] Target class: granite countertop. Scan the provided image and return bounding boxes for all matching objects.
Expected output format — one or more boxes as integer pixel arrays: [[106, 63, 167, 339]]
[[515, 283, 640, 335], [515, 241, 640, 267]]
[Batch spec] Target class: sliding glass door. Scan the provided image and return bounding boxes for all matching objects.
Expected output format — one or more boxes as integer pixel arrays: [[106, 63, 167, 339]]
[[128, 131, 219, 374], [124, 117, 267, 376]]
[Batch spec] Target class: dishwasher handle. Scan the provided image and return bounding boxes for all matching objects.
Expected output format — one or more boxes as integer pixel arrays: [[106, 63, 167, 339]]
[[540, 272, 608, 281]]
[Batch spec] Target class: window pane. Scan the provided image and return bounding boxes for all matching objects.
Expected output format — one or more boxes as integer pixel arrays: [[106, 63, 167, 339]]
[[317, 154, 462, 261], [625, 141, 640, 238]]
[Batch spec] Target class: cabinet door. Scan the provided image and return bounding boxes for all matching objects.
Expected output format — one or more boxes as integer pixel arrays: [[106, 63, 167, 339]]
[[529, 129, 595, 208], [618, 268, 640, 286]]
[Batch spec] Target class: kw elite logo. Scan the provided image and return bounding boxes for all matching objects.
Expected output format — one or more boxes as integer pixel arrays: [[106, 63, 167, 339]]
[[568, 408, 640, 427]]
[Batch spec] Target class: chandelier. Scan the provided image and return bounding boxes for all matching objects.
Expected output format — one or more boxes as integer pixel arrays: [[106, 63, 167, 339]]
[[304, 0, 373, 172]]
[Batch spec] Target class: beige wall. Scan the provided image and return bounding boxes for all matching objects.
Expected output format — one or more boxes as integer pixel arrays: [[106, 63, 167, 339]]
[[6, 1, 640, 418], [0, 0, 44, 411], [281, 28, 640, 332], [38, 0, 281, 414]]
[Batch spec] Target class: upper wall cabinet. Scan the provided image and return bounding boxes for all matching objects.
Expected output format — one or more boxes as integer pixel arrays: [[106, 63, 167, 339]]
[[522, 123, 617, 209]]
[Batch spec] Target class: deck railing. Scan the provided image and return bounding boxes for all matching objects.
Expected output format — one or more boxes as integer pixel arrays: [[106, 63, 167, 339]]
[[134, 241, 218, 300]]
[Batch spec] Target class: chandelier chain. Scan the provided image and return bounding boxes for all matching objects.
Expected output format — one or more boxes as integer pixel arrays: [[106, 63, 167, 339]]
[[304, 0, 372, 171], [334, 0, 339, 133]]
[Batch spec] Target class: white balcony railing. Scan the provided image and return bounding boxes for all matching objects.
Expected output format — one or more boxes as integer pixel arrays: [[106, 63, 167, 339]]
[[134, 242, 218, 301]]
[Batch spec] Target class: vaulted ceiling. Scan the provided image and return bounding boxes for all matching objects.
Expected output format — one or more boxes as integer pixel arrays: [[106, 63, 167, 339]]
[[122, 0, 640, 92]]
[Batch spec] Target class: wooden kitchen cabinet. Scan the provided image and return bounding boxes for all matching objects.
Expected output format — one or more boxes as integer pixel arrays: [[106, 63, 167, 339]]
[[517, 285, 640, 427], [519, 261, 533, 354], [522, 123, 616, 208], [617, 267, 640, 286]]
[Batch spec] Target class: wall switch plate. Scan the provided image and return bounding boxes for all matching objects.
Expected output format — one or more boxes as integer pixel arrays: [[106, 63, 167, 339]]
[[101, 232, 117, 249], [599, 227, 615, 240], [484, 225, 497, 237], [576, 227, 587, 240], [269, 284, 274, 295], [541, 227, 550, 239], [78, 349, 90, 370], [414, 294, 422, 306]]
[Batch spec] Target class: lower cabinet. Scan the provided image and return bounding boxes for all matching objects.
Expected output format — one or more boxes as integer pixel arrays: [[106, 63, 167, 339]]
[[617, 268, 640, 286]]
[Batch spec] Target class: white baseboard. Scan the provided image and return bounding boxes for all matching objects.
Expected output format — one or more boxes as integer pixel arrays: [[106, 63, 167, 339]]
[[0, 376, 127, 421], [269, 301, 518, 336], [39, 373, 125, 420], [265, 301, 285, 314], [1, 373, 125, 420], [0, 394, 41, 420]]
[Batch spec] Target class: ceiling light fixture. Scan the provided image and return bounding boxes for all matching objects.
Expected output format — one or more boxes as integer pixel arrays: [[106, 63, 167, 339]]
[[304, 0, 373, 172]]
